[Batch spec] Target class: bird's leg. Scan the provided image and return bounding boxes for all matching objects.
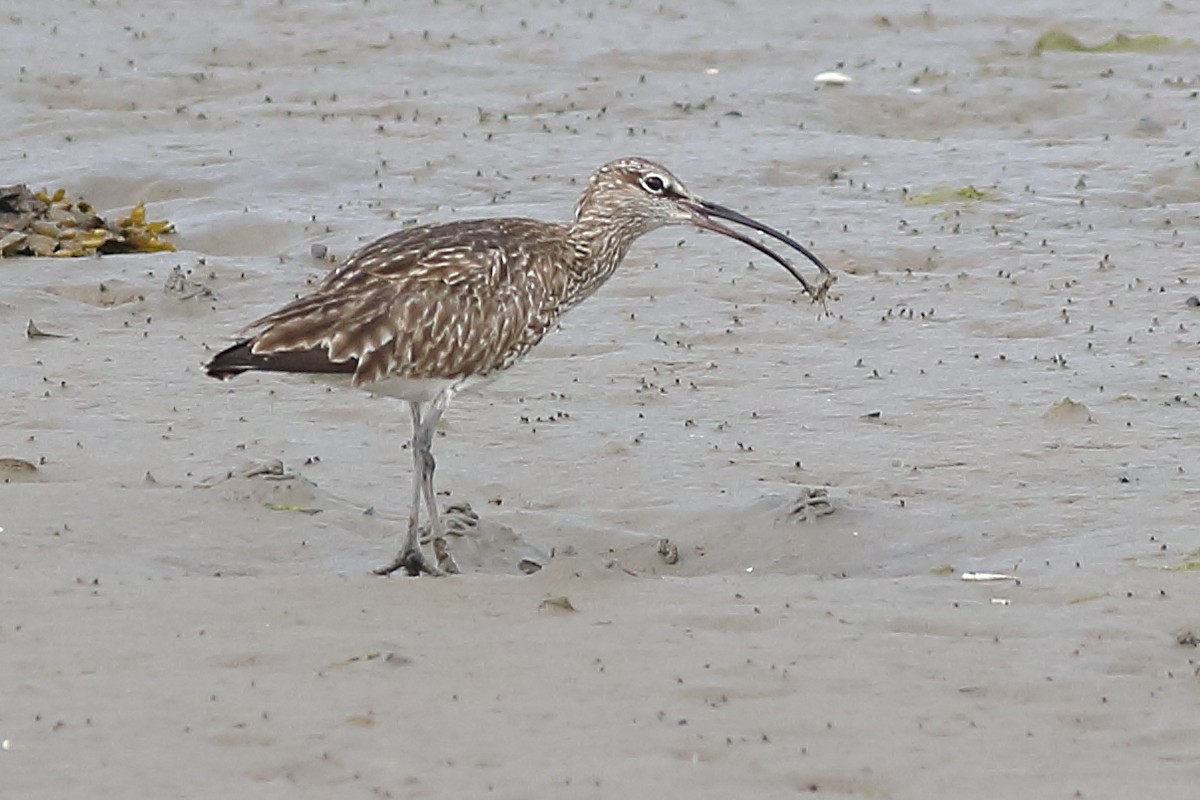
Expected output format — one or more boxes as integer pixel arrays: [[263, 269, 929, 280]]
[[373, 401, 441, 577], [417, 389, 460, 575]]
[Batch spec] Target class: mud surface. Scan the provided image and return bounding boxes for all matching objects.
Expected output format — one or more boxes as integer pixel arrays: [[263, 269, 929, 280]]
[[3, 1, 1199, 797]]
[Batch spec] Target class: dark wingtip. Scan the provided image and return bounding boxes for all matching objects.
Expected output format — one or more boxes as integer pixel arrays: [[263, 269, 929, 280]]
[[204, 338, 358, 380], [205, 340, 256, 380]]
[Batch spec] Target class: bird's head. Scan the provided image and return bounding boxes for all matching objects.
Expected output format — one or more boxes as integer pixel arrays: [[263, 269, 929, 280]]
[[574, 157, 833, 304]]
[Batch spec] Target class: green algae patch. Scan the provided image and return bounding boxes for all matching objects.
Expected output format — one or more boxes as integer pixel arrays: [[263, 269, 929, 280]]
[[1032, 30, 1191, 54], [264, 502, 322, 515], [904, 185, 999, 205]]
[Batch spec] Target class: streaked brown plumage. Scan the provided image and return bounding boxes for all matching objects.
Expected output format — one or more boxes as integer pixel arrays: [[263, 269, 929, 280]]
[[207, 157, 833, 576]]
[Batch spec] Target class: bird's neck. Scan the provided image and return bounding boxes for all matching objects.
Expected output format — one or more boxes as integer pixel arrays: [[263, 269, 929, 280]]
[[563, 211, 652, 305]]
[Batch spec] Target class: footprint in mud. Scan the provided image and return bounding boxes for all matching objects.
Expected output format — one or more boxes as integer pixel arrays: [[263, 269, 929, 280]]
[[197, 458, 323, 512], [48, 280, 146, 308], [0, 457, 42, 484], [198, 462, 547, 576], [420, 501, 550, 576], [779, 486, 835, 523]]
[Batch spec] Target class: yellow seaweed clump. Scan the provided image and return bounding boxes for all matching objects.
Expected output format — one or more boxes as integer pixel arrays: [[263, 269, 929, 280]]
[[0, 185, 176, 258]]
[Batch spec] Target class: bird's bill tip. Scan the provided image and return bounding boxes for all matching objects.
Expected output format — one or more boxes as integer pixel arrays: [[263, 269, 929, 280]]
[[683, 198, 834, 303]]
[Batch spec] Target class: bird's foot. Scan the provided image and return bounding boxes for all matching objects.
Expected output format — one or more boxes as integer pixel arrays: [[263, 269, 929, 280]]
[[432, 537, 461, 575], [373, 547, 443, 577]]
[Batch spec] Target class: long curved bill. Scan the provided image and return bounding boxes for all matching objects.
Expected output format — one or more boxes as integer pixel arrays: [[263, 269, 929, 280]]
[[685, 198, 834, 304]]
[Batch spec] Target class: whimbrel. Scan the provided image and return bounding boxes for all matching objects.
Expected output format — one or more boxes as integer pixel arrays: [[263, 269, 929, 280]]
[[206, 157, 833, 576]]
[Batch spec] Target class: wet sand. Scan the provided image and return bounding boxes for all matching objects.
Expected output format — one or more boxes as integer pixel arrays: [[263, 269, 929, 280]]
[[3, 1, 1200, 797]]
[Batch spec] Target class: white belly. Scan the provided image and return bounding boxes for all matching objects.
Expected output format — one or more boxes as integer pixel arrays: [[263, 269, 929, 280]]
[[363, 372, 499, 402]]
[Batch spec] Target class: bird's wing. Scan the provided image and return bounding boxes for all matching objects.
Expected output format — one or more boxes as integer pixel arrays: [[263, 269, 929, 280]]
[[242, 219, 572, 385]]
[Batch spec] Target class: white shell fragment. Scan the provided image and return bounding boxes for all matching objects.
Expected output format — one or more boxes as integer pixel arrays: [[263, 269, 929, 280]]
[[961, 572, 1017, 582], [814, 71, 853, 86], [991, 598, 1013, 606]]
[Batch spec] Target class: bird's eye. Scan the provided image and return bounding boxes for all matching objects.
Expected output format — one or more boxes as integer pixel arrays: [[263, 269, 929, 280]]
[[640, 174, 667, 194]]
